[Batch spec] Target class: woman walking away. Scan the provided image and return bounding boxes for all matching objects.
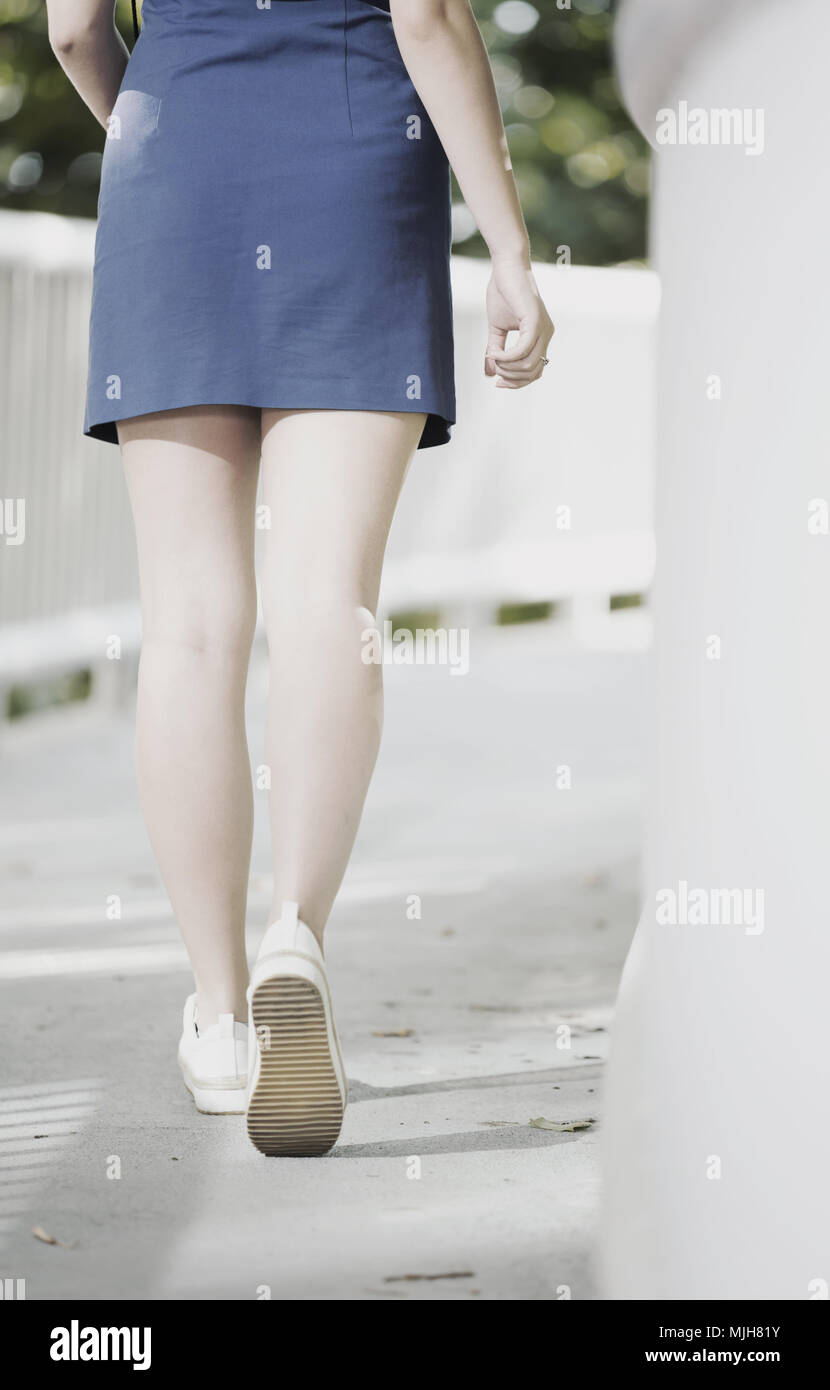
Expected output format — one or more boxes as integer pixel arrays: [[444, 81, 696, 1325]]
[[46, 0, 554, 1156]]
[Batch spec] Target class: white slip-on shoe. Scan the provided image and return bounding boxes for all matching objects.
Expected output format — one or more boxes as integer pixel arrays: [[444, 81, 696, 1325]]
[[177, 994, 249, 1115], [246, 901, 347, 1156]]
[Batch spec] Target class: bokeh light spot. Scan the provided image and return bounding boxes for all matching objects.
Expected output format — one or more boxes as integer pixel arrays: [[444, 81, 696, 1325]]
[[493, 2, 540, 37], [514, 85, 555, 120], [8, 150, 43, 190]]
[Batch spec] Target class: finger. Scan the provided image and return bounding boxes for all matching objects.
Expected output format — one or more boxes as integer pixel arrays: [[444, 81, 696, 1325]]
[[493, 353, 548, 378], [494, 363, 545, 389], [484, 325, 508, 377], [494, 360, 544, 379], [489, 329, 541, 365], [486, 327, 509, 357], [492, 342, 547, 374]]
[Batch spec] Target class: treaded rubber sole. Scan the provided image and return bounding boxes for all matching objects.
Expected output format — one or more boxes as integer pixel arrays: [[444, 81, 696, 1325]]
[[247, 976, 344, 1157]]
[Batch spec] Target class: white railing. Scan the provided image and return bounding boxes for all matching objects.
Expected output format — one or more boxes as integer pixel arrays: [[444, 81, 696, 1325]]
[[0, 207, 658, 702]]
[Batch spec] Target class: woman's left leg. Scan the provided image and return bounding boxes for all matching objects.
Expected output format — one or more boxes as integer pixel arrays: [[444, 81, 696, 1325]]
[[120, 406, 261, 1028]]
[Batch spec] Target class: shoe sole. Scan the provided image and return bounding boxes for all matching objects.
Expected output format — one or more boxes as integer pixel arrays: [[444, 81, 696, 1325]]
[[180, 1072, 247, 1115], [247, 975, 345, 1157]]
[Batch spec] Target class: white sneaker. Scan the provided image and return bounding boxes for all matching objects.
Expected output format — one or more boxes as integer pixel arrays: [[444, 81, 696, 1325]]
[[246, 901, 347, 1156], [177, 994, 249, 1114]]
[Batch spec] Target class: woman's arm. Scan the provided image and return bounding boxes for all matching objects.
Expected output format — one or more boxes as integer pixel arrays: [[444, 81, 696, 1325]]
[[45, 1, 129, 130], [390, 0, 554, 388]]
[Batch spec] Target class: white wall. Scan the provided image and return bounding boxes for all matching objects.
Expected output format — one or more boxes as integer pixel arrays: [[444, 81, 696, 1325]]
[[601, 0, 830, 1298]]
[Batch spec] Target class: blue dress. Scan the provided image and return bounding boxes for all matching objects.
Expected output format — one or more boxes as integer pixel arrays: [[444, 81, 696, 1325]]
[[84, 0, 455, 449]]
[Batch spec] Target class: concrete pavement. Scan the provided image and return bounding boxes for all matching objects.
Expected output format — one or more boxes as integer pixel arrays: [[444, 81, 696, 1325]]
[[0, 625, 644, 1300]]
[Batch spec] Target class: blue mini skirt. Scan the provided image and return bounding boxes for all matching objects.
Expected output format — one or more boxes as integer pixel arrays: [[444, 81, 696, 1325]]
[[84, 0, 456, 449]]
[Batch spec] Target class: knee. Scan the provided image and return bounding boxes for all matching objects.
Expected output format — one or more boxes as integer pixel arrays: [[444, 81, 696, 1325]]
[[142, 582, 258, 657], [262, 586, 374, 638], [261, 589, 379, 663]]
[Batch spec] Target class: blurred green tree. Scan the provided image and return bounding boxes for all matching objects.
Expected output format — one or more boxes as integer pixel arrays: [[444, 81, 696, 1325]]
[[0, 0, 648, 263]]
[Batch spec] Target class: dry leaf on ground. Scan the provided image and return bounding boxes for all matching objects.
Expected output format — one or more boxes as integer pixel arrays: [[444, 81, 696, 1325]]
[[32, 1225, 62, 1245], [529, 1117, 595, 1132]]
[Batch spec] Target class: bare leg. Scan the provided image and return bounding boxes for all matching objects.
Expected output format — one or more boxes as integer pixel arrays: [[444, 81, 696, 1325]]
[[119, 406, 261, 1028], [259, 409, 425, 944]]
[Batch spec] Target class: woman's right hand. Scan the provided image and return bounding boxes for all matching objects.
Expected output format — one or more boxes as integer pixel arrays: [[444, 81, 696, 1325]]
[[484, 257, 555, 389]]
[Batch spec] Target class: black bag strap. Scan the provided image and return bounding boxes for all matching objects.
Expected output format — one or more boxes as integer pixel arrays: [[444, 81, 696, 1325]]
[[131, 2, 139, 42]]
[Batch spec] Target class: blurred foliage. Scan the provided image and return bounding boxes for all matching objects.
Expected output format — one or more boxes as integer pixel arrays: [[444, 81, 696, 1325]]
[[461, 0, 649, 263], [497, 599, 555, 624], [0, 0, 648, 264], [6, 666, 91, 718], [387, 608, 443, 633], [609, 591, 643, 610]]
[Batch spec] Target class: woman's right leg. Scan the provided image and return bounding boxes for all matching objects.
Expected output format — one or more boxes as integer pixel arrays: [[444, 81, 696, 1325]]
[[119, 405, 261, 1029], [258, 408, 423, 942]]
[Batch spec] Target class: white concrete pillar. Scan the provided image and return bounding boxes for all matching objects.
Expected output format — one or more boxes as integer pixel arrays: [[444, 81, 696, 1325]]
[[600, 0, 830, 1298]]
